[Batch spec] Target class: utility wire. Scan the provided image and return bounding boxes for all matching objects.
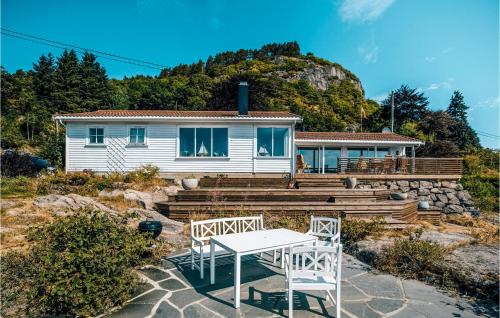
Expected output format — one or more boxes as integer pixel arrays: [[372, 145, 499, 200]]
[[2, 29, 166, 71]]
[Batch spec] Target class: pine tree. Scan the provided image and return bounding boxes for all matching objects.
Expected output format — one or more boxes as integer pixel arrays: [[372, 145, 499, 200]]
[[79, 52, 111, 111], [446, 91, 480, 149], [53, 50, 81, 113], [32, 53, 55, 115], [447, 91, 468, 121], [378, 85, 429, 132]]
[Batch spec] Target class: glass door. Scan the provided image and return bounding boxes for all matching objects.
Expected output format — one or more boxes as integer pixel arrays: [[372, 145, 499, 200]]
[[297, 147, 320, 173], [324, 148, 341, 173]]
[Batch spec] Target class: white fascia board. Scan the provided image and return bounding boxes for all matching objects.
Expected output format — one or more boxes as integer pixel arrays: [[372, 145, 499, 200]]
[[295, 139, 423, 146], [53, 116, 302, 123]]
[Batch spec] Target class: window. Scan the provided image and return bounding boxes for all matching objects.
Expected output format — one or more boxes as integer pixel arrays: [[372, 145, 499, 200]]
[[179, 127, 228, 157], [376, 148, 389, 158], [347, 148, 375, 158], [256, 127, 289, 157], [129, 127, 146, 144], [89, 127, 104, 144]]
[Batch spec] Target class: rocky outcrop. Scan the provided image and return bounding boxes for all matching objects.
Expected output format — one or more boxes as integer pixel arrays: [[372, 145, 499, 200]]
[[358, 179, 479, 216], [99, 186, 177, 209], [33, 194, 116, 215], [271, 56, 364, 92]]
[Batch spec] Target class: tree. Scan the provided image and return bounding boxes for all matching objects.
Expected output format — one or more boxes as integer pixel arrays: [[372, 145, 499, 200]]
[[377, 85, 429, 133], [79, 52, 112, 111], [446, 91, 480, 149], [53, 50, 81, 113]]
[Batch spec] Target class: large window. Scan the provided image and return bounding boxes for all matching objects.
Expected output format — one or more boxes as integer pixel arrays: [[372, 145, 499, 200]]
[[347, 148, 375, 158], [89, 127, 104, 144], [256, 127, 289, 157], [129, 127, 146, 144], [179, 127, 228, 157]]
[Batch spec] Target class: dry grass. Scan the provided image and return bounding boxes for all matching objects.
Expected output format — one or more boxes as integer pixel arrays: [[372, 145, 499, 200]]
[[445, 214, 499, 245], [97, 195, 140, 211]]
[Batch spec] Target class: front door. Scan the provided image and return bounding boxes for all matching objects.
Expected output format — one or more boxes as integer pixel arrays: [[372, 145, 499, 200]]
[[297, 147, 321, 173]]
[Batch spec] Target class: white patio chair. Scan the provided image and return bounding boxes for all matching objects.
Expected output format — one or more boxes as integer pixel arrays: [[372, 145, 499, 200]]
[[285, 244, 342, 318], [277, 216, 340, 268], [306, 216, 341, 246]]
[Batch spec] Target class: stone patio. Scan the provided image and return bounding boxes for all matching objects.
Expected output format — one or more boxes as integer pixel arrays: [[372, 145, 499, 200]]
[[109, 251, 496, 318]]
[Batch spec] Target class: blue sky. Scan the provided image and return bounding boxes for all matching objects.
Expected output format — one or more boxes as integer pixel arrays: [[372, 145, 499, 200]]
[[2, 0, 499, 148]]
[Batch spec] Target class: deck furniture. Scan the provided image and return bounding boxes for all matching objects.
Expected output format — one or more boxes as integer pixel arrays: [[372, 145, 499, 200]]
[[306, 216, 341, 246], [190, 215, 264, 279], [296, 154, 311, 174], [285, 244, 343, 318], [209, 228, 317, 308], [400, 157, 409, 174], [356, 157, 368, 173], [383, 156, 394, 174]]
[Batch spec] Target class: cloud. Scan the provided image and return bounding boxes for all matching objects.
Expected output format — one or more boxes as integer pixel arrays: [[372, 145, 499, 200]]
[[358, 45, 379, 64], [470, 97, 500, 112], [421, 78, 455, 91], [441, 47, 453, 54], [339, 0, 396, 23], [370, 93, 389, 103], [425, 56, 436, 63]]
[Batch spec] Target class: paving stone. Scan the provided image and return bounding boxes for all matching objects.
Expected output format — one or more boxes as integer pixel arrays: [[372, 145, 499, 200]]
[[158, 278, 186, 291], [130, 281, 155, 298], [108, 303, 155, 318], [153, 301, 181, 318], [129, 289, 168, 304], [350, 274, 404, 299], [341, 286, 369, 301], [367, 298, 405, 314], [389, 307, 427, 318], [169, 288, 206, 308], [407, 302, 479, 318], [139, 267, 170, 281], [402, 279, 454, 303], [183, 303, 221, 318], [342, 302, 381, 318]]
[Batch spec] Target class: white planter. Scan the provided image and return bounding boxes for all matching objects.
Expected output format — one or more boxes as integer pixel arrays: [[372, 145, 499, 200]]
[[391, 192, 408, 200], [346, 177, 357, 189], [181, 178, 199, 190]]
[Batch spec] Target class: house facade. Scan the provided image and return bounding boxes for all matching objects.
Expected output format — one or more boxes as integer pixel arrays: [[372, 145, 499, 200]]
[[54, 83, 423, 175]]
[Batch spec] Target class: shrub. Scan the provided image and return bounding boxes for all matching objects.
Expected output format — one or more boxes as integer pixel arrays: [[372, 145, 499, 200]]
[[124, 164, 160, 183], [0, 209, 151, 317], [0, 176, 36, 199], [341, 217, 385, 247], [1, 150, 38, 177], [375, 233, 446, 280]]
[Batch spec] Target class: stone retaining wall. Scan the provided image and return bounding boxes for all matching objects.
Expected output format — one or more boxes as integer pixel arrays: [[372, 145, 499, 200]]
[[356, 179, 479, 215]]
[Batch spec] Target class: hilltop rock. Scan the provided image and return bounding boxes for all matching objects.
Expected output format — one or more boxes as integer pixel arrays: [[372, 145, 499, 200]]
[[33, 194, 116, 216]]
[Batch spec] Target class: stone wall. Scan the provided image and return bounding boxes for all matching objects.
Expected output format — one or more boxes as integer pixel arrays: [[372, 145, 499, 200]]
[[357, 179, 479, 216]]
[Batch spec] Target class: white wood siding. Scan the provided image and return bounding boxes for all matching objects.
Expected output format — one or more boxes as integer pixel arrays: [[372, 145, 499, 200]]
[[65, 122, 293, 174]]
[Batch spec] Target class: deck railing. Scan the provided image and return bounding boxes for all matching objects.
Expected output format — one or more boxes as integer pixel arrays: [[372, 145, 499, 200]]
[[336, 157, 463, 175]]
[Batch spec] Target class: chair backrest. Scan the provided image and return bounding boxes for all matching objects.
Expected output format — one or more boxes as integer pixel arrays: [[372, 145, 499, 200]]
[[309, 216, 341, 239], [383, 156, 393, 168], [190, 215, 264, 242], [288, 244, 342, 281], [296, 154, 306, 169]]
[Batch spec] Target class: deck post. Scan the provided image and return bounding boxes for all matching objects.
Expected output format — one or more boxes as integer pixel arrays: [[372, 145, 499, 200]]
[[411, 146, 416, 173], [322, 145, 325, 174]]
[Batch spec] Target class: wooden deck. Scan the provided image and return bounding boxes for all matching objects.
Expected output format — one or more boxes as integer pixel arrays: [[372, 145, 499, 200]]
[[295, 173, 462, 180]]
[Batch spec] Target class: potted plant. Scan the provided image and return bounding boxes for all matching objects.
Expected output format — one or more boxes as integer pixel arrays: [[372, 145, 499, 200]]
[[181, 174, 198, 190], [390, 192, 408, 200]]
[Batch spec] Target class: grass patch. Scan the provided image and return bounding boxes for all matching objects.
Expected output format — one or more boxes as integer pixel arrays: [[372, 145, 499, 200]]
[[0, 176, 36, 199]]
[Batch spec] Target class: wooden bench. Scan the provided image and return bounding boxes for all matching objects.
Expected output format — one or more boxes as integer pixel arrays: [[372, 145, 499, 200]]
[[190, 215, 264, 279]]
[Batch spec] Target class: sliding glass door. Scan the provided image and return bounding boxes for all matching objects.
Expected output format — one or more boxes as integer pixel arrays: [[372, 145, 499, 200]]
[[324, 148, 341, 173], [297, 147, 320, 173]]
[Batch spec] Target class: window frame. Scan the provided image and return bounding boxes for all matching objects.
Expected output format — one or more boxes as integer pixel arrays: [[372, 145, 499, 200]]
[[128, 126, 147, 146], [176, 125, 230, 159], [87, 126, 106, 146], [254, 126, 291, 158]]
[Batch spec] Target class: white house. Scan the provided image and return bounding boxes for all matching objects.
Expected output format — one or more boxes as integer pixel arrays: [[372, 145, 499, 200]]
[[54, 83, 423, 175]]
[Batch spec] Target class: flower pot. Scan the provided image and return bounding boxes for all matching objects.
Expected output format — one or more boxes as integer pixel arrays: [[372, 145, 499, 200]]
[[391, 192, 408, 200], [345, 177, 357, 189], [138, 220, 163, 239], [181, 178, 199, 190], [418, 200, 430, 210]]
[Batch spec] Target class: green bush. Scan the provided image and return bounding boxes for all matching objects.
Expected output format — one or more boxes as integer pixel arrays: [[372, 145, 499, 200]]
[[124, 164, 160, 183], [341, 217, 385, 247], [0, 209, 150, 317], [0, 176, 36, 199], [374, 234, 446, 280]]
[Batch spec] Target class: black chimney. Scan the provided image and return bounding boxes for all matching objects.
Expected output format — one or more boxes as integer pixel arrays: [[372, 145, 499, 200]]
[[238, 82, 248, 116]]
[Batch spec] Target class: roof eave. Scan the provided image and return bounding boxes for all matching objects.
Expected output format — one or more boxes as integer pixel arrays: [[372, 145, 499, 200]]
[[295, 139, 423, 145], [53, 115, 303, 123]]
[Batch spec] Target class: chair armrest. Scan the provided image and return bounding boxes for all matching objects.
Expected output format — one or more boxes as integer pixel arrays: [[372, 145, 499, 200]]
[[331, 232, 341, 243], [191, 236, 205, 246]]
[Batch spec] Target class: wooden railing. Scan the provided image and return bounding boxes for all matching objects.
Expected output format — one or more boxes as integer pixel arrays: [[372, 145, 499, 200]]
[[336, 157, 463, 175]]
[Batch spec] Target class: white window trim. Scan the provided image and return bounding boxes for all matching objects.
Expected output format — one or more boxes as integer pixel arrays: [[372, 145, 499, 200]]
[[176, 125, 230, 159], [127, 126, 148, 147], [86, 126, 106, 147], [254, 125, 291, 159]]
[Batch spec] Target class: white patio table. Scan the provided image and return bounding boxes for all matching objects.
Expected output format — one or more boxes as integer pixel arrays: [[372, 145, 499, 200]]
[[209, 228, 317, 308]]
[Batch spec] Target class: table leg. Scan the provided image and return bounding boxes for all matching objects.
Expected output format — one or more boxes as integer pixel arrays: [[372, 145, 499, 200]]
[[210, 240, 215, 285], [234, 253, 241, 308]]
